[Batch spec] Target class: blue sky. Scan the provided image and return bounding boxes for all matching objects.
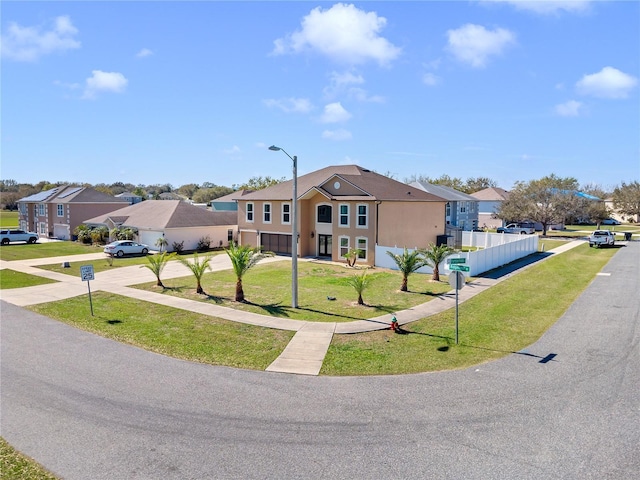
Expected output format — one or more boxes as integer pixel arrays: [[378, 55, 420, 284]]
[[2, 0, 639, 191]]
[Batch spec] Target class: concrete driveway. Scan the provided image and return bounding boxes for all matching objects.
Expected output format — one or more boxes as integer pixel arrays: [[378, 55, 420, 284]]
[[1, 242, 638, 479]]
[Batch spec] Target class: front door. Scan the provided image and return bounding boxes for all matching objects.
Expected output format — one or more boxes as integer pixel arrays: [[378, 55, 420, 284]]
[[318, 234, 332, 257]]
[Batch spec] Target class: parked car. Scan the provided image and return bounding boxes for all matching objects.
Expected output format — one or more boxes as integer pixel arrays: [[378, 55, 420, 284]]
[[0, 229, 39, 245], [589, 230, 615, 248], [601, 218, 621, 225], [104, 240, 149, 257], [496, 223, 535, 235]]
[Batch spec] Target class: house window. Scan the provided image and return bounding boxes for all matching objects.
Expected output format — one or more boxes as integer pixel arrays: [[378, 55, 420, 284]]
[[263, 203, 272, 223], [39, 222, 47, 235], [19, 203, 26, 214], [246, 202, 254, 222], [38, 203, 45, 216], [356, 237, 367, 260], [339, 204, 349, 227], [317, 204, 332, 223], [57, 204, 64, 217], [282, 203, 291, 224], [460, 202, 467, 213], [339, 236, 350, 258], [446, 203, 451, 217], [357, 204, 368, 228], [34, 205, 38, 217], [228, 229, 233, 242]]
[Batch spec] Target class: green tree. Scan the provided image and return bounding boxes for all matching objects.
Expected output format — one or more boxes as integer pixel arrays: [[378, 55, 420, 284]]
[[612, 181, 640, 220], [234, 176, 286, 191], [179, 253, 212, 294], [225, 242, 274, 302], [386, 248, 425, 292], [420, 243, 454, 282], [346, 270, 374, 305], [144, 252, 175, 287], [155, 236, 168, 252], [499, 174, 580, 235], [464, 177, 497, 194]]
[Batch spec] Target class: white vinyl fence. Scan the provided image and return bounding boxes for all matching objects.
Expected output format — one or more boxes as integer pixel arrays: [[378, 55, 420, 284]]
[[376, 232, 538, 277]]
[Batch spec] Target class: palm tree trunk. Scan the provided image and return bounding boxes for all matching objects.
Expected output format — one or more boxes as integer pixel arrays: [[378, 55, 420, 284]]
[[357, 294, 363, 305], [401, 275, 408, 292], [432, 266, 440, 282], [196, 281, 203, 294], [235, 280, 244, 302], [156, 278, 164, 287]]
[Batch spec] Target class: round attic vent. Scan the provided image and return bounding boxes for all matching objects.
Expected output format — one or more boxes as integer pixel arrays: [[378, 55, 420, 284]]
[[334, 181, 341, 189]]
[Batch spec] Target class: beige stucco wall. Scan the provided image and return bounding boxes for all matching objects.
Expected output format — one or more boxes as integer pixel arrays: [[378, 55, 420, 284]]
[[377, 201, 446, 249]]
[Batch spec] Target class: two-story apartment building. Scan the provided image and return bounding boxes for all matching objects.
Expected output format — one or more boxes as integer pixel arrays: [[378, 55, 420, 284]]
[[17, 186, 128, 240], [237, 165, 447, 266], [470, 186, 510, 229]]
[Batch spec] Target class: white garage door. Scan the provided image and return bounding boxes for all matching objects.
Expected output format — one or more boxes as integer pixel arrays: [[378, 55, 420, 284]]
[[138, 231, 165, 249], [53, 224, 70, 240]]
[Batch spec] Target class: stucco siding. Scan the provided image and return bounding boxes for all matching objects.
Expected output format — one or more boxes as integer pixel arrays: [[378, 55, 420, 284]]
[[377, 201, 445, 248]]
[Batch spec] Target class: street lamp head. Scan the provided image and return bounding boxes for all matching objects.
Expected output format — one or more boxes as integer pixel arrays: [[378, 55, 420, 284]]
[[268, 145, 281, 151]]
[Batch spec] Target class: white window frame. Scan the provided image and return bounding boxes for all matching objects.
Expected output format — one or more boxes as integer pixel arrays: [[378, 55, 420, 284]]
[[38, 203, 46, 215], [356, 236, 368, 260], [339, 204, 349, 227], [57, 204, 64, 217], [246, 202, 254, 222], [39, 222, 47, 235], [281, 203, 291, 225], [356, 204, 368, 228], [34, 205, 38, 217], [19, 203, 26, 214], [446, 202, 451, 217], [339, 236, 350, 258], [263, 203, 272, 224], [460, 202, 467, 213]]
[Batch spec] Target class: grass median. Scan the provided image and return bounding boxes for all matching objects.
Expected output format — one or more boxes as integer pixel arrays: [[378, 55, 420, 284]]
[[0, 270, 58, 289], [0, 437, 58, 480], [321, 243, 619, 375]]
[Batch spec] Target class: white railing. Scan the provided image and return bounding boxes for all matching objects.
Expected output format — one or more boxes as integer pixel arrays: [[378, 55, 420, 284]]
[[375, 232, 538, 277]]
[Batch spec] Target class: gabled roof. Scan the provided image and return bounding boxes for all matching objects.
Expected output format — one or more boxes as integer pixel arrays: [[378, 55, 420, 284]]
[[470, 187, 510, 201], [240, 165, 445, 202], [211, 190, 254, 202], [410, 181, 478, 202], [82, 200, 236, 229], [19, 185, 128, 204]]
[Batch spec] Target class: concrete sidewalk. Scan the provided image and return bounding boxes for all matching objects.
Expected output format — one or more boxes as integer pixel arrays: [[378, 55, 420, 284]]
[[0, 240, 587, 375]]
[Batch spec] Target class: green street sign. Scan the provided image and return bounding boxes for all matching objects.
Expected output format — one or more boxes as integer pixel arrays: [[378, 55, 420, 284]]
[[449, 258, 466, 265], [449, 264, 470, 272]]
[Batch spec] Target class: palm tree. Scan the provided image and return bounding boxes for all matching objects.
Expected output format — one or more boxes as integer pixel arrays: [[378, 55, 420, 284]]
[[144, 252, 175, 287], [178, 253, 212, 294], [155, 236, 168, 252], [225, 242, 274, 302], [346, 270, 374, 305], [386, 247, 425, 292], [419, 243, 454, 281]]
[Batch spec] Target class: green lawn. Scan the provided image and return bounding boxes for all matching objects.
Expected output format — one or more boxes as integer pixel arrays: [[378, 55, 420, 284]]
[[0, 210, 19, 228], [0, 241, 103, 261], [134, 260, 453, 322], [0, 270, 58, 289], [0, 437, 58, 480], [321, 243, 618, 375], [29, 293, 294, 369]]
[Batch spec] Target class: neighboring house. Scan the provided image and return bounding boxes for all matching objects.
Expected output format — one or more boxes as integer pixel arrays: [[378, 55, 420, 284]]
[[115, 191, 143, 205], [470, 187, 510, 229], [236, 165, 447, 266], [604, 197, 638, 223], [157, 192, 184, 201], [210, 190, 254, 211], [17, 186, 128, 240], [410, 181, 479, 230], [82, 200, 237, 251]]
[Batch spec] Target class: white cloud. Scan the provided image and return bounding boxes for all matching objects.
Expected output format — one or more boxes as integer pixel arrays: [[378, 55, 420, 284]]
[[322, 129, 352, 141], [446, 24, 516, 68], [136, 48, 153, 58], [1, 15, 80, 62], [320, 102, 352, 123], [480, 0, 592, 15], [272, 3, 401, 66], [263, 97, 313, 113], [576, 66, 638, 99], [224, 145, 241, 154], [323, 71, 384, 102], [82, 70, 128, 99], [423, 73, 441, 86], [555, 100, 583, 116]]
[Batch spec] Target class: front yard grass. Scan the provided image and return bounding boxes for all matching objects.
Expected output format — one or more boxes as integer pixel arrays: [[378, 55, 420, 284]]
[[133, 260, 453, 322], [0, 242, 102, 261], [28, 292, 294, 369], [321, 243, 618, 375], [0, 437, 58, 480], [0, 270, 58, 289]]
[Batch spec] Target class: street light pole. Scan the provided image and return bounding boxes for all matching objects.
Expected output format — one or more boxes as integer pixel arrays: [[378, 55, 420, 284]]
[[269, 145, 298, 308]]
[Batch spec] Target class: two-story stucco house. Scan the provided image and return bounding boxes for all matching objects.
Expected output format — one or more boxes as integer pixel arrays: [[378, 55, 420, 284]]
[[410, 181, 479, 231], [17, 186, 128, 240], [470, 187, 510, 229], [237, 165, 447, 266]]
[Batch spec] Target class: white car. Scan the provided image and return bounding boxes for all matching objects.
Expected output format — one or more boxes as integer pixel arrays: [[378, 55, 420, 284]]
[[601, 218, 621, 225], [104, 240, 149, 257]]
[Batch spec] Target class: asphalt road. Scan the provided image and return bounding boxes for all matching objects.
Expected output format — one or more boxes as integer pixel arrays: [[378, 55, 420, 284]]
[[2, 242, 638, 479]]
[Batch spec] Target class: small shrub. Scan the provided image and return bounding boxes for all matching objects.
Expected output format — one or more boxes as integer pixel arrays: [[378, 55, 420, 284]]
[[197, 236, 211, 252], [172, 240, 185, 254]]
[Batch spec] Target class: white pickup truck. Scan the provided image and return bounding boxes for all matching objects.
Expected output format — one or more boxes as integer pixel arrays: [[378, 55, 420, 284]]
[[589, 230, 615, 248], [496, 223, 536, 235], [0, 229, 39, 245]]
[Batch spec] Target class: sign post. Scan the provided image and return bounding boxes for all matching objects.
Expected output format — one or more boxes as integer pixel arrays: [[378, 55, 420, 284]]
[[80, 265, 95, 316], [447, 261, 467, 344]]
